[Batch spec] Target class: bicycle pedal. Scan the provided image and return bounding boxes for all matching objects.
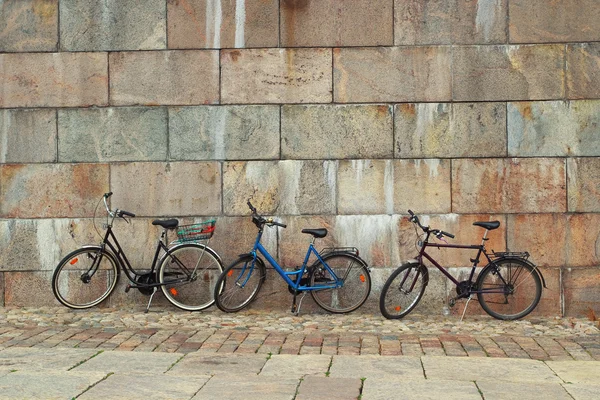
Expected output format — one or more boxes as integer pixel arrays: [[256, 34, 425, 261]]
[[125, 284, 132, 293]]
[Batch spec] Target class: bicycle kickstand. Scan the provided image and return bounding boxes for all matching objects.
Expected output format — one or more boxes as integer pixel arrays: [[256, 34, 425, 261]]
[[291, 292, 307, 316], [460, 296, 472, 322], [145, 287, 158, 313]]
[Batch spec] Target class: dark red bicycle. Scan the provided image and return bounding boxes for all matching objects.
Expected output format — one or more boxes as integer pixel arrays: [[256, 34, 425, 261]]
[[379, 210, 545, 320]]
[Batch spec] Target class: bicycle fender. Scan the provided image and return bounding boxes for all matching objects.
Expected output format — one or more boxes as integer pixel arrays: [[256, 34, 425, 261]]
[[160, 242, 224, 268], [488, 257, 547, 289]]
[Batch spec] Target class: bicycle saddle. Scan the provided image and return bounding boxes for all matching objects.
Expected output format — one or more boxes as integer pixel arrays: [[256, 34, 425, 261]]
[[301, 228, 328, 238], [472, 221, 500, 230], [152, 219, 179, 229]]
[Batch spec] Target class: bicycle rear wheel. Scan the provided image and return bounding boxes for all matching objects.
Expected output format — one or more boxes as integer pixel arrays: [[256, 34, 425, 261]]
[[214, 256, 266, 313], [379, 263, 428, 319], [309, 253, 371, 313], [52, 246, 119, 309], [159, 243, 224, 311], [476, 258, 542, 320]]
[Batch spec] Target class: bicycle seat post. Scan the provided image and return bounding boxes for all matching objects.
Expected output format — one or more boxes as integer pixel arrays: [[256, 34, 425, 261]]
[[480, 229, 490, 246]]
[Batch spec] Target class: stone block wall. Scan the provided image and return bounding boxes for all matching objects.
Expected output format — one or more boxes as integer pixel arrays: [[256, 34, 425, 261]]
[[1, 0, 599, 316]]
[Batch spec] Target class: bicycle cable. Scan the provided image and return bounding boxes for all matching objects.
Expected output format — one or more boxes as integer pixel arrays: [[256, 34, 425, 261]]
[[92, 196, 104, 240]]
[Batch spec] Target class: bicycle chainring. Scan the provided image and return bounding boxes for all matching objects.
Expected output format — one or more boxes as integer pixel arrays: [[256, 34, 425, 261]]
[[456, 280, 475, 298], [135, 272, 157, 296]]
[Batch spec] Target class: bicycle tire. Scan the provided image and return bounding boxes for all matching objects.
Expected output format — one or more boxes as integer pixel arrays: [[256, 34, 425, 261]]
[[214, 255, 266, 313], [309, 253, 371, 313], [379, 263, 428, 319], [158, 243, 224, 311], [52, 246, 119, 309], [476, 257, 542, 320]]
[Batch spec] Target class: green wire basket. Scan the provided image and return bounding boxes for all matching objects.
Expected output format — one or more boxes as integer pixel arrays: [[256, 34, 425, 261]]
[[176, 219, 216, 242]]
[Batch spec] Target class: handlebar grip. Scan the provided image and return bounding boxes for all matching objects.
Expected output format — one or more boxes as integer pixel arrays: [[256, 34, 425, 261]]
[[274, 221, 287, 228], [119, 210, 136, 218], [247, 200, 257, 213], [104, 192, 113, 198], [408, 209, 415, 216], [442, 230, 455, 239]]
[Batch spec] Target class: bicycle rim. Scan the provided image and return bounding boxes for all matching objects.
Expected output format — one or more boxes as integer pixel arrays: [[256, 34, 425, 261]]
[[52, 247, 118, 309], [159, 244, 223, 311], [477, 258, 542, 320], [310, 254, 371, 313], [215, 258, 264, 313], [379, 264, 427, 319]]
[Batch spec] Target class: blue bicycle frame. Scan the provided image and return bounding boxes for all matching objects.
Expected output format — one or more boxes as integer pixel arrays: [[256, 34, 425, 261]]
[[245, 228, 341, 291]]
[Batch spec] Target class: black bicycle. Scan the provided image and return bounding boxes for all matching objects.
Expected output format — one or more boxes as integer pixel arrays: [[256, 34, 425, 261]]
[[52, 192, 224, 312], [379, 210, 545, 321]]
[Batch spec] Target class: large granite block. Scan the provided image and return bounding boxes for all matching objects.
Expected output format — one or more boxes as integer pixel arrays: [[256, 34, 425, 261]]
[[563, 268, 600, 316], [395, 0, 507, 45], [280, 0, 393, 46], [564, 213, 600, 268], [109, 50, 219, 106], [221, 48, 332, 104], [0, 52, 108, 108], [4, 271, 55, 307], [0, 0, 58, 51], [567, 43, 600, 99], [110, 162, 221, 217], [337, 159, 451, 215], [452, 45, 564, 101], [223, 161, 337, 216], [395, 103, 507, 158], [567, 158, 600, 212], [452, 158, 566, 213], [0, 164, 109, 218], [0, 109, 56, 163], [397, 213, 506, 268], [0, 219, 98, 272], [60, 0, 165, 51], [167, 0, 279, 49], [58, 107, 168, 162], [333, 46, 451, 103], [506, 214, 567, 268], [509, 0, 600, 43], [169, 106, 280, 161], [509, 101, 600, 157], [281, 105, 393, 159]]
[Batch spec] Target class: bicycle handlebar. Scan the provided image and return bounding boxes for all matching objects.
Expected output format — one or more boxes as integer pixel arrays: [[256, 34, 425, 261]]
[[102, 192, 135, 220], [407, 210, 454, 239], [247, 199, 286, 229]]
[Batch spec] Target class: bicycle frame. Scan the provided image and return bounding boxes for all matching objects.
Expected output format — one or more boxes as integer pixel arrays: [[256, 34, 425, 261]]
[[247, 229, 340, 291]]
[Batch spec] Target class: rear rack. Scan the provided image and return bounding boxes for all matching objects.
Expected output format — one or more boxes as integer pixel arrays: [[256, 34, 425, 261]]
[[492, 251, 530, 260], [320, 247, 360, 257]]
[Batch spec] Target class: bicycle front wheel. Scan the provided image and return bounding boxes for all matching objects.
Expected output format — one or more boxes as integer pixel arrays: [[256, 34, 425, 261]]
[[52, 246, 119, 309], [159, 243, 224, 311], [214, 256, 266, 313], [309, 253, 371, 313], [476, 258, 542, 320], [379, 263, 428, 319]]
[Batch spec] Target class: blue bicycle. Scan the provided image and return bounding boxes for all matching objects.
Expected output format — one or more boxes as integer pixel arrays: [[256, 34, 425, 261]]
[[214, 200, 371, 314]]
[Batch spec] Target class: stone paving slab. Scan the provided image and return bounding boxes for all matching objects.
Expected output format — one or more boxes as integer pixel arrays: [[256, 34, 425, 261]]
[[260, 355, 331, 378], [78, 373, 211, 400], [422, 356, 562, 383], [0, 370, 106, 400], [295, 376, 362, 400], [329, 355, 423, 379], [362, 378, 481, 400], [167, 353, 268, 376], [562, 383, 600, 400], [0, 347, 98, 371], [546, 360, 600, 384], [72, 350, 182, 374], [193, 375, 300, 400], [475, 380, 572, 400]]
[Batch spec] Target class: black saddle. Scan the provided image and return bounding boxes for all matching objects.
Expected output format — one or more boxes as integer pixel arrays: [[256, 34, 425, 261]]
[[152, 219, 179, 229], [473, 221, 500, 230], [301, 228, 328, 238]]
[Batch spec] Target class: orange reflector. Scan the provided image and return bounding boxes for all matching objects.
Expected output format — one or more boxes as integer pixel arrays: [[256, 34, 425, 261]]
[[227, 270, 234, 277], [360, 275, 365, 282], [395, 306, 401, 311], [170, 288, 178, 296], [70, 258, 79, 265]]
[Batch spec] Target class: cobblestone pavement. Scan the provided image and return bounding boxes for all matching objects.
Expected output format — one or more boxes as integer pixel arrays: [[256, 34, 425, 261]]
[[1, 306, 599, 361]]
